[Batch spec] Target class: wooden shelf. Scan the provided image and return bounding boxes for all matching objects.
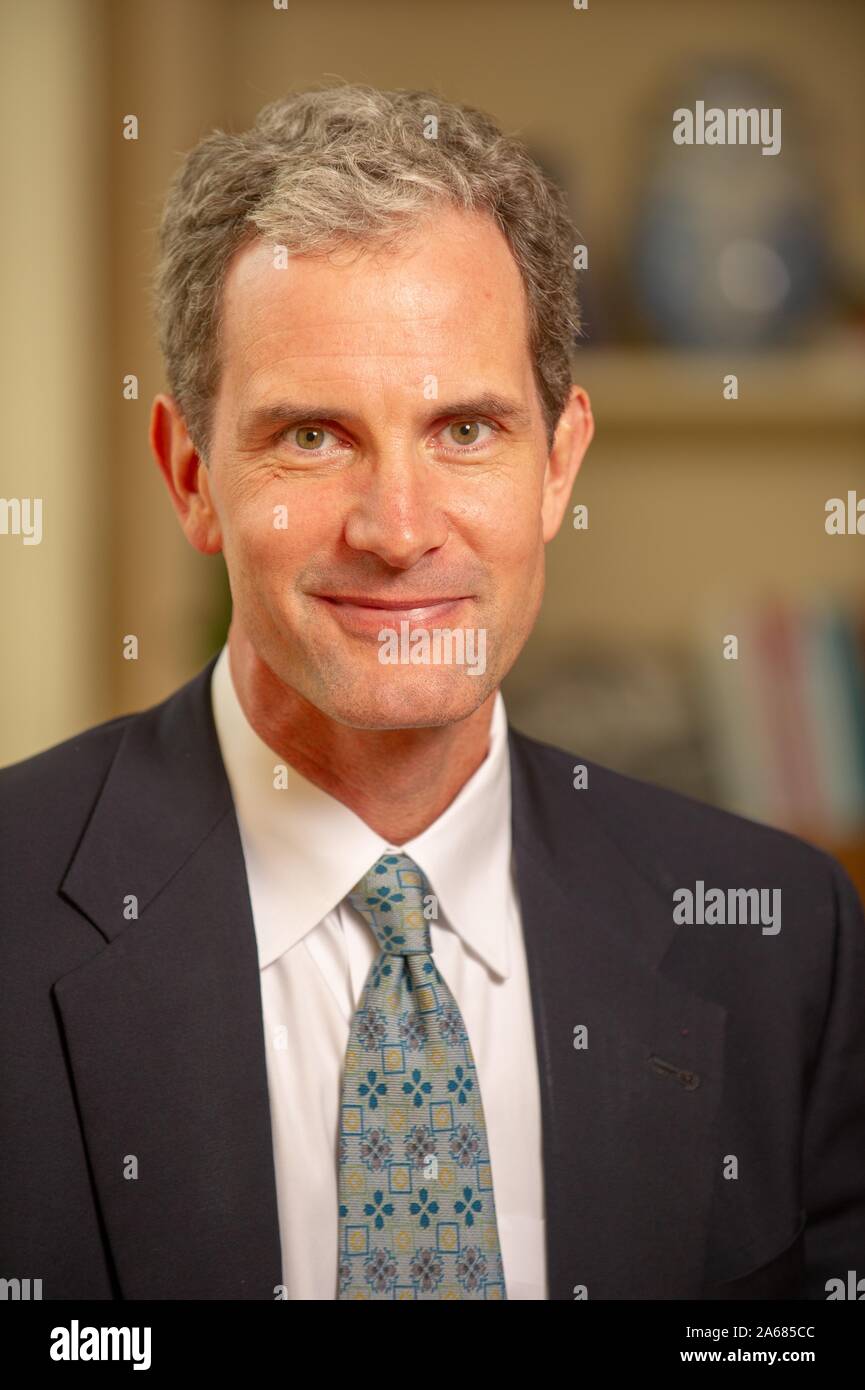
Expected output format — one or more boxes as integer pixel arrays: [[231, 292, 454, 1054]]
[[572, 344, 865, 429]]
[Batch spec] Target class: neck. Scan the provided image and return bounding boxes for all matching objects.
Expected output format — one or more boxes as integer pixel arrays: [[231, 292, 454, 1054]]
[[226, 628, 497, 844]]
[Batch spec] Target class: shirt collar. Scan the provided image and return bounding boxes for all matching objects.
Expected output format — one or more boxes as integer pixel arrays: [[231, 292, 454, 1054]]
[[210, 645, 512, 979]]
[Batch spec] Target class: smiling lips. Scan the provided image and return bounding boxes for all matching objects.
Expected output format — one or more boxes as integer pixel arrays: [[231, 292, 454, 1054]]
[[313, 593, 471, 636]]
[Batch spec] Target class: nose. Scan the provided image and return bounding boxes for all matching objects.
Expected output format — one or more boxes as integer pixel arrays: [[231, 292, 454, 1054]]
[[343, 452, 449, 569]]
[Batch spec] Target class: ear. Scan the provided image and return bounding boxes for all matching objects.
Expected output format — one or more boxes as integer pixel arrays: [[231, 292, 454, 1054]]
[[541, 384, 594, 542], [149, 394, 223, 555]]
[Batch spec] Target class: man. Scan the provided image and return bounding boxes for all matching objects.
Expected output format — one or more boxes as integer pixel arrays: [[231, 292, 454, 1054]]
[[1, 84, 863, 1301]]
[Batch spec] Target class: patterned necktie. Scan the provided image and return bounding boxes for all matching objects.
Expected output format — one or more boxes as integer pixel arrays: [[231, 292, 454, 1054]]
[[336, 851, 507, 1299]]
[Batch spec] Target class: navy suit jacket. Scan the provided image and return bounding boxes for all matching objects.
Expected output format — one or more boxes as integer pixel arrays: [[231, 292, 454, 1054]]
[[2, 655, 864, 1299]]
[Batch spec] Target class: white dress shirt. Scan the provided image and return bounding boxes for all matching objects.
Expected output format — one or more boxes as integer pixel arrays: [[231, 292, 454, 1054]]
[[210, 645, 547, 1299]]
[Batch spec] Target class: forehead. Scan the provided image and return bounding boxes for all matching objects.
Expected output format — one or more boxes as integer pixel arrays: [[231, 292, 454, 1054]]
[[217, 206, 534, 408]]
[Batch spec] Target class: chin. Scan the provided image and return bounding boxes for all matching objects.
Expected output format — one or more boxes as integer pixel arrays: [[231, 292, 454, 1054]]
[[312, 668, 498, 731]]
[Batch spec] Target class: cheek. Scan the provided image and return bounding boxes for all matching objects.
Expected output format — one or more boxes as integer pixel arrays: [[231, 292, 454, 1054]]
[[457, 471, 544, 574], [226, 482, 336, 576]]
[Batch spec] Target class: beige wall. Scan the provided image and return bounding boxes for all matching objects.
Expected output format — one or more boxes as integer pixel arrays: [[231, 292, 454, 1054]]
[[0, 0, 111, 763]]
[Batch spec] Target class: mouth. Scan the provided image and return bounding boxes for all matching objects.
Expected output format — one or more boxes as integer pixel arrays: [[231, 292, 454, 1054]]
[[311, 594, 473, 636]]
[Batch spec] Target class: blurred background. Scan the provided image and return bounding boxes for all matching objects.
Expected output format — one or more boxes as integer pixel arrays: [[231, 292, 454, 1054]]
[[2, 0, 864, 896]]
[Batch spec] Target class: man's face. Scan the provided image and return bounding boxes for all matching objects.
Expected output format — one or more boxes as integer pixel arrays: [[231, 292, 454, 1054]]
[[200, 206, 582, 729]]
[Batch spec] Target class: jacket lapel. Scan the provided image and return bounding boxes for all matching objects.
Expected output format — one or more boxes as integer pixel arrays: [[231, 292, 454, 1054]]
[[508, 729, 726, 1299], [54, 657, 283, 1299]]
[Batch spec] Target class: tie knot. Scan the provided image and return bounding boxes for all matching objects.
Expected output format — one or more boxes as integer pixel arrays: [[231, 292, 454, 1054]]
[[348, 852, 433, 955]]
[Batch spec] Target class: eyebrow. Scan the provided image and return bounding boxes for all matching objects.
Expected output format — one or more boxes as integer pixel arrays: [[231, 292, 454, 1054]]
[[237, 393, 533, 438]]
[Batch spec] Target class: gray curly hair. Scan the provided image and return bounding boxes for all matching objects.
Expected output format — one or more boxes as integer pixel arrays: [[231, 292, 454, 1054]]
[[153, 83, 581, 459]]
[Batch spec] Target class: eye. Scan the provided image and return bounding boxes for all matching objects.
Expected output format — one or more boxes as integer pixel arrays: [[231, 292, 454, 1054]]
[[292, 425, 339, 451], [441, 420, 495, 449]]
